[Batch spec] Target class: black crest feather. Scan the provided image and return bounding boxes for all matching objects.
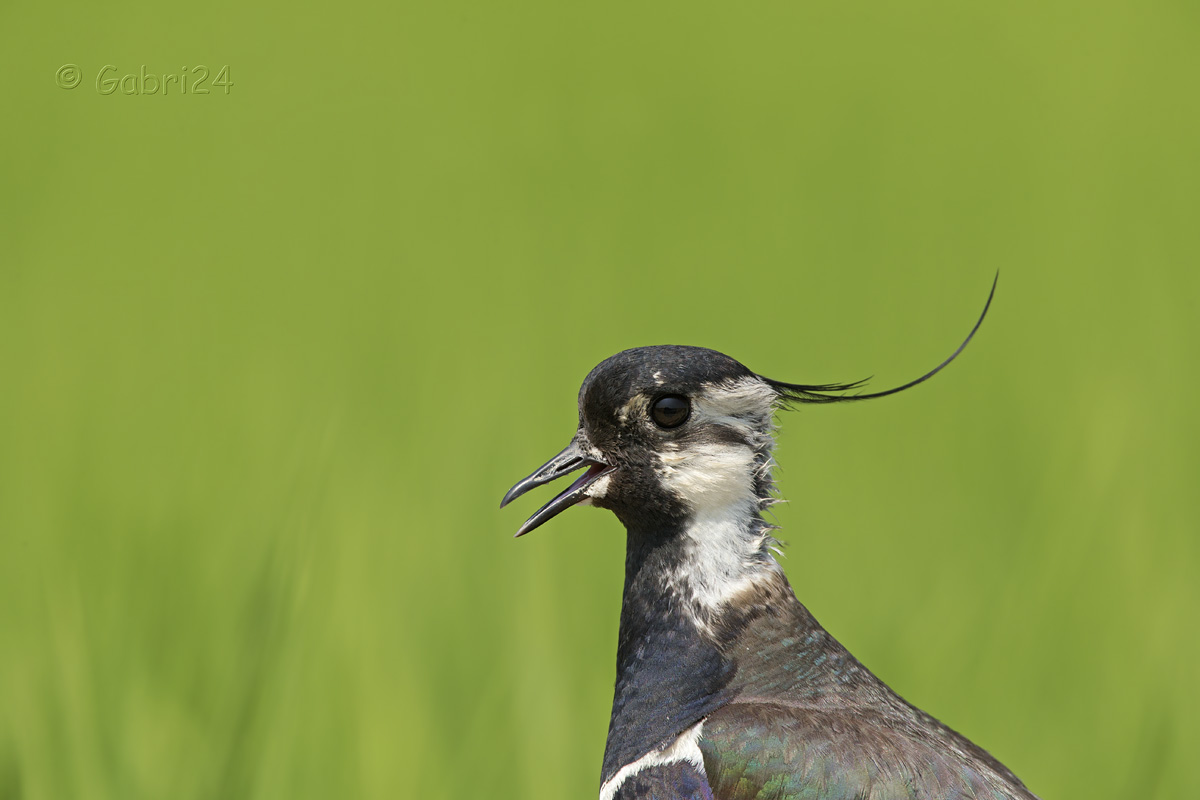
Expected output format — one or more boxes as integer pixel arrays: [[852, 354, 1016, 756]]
[[762, 272, 997, 406]]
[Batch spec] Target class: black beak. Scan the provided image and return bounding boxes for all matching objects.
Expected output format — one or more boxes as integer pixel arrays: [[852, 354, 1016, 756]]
[[500, 438, 616, 538]]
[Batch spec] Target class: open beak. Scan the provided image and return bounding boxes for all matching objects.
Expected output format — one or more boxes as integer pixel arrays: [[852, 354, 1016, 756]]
[[500, 438, 616, 537]]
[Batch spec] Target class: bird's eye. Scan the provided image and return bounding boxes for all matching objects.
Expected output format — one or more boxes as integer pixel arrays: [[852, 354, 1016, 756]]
[[651, 395, 690, 429]]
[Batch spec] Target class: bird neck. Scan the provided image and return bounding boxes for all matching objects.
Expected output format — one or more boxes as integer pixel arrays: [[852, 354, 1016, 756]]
[[615, 515, 790, 677], [599, 515, 739, 785], [599, 507, 785, 784]]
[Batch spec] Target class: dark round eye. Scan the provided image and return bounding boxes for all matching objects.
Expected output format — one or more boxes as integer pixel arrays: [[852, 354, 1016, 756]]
[[651, 395, 690, 429]]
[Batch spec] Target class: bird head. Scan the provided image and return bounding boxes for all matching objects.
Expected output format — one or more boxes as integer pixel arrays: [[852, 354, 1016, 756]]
[[501, 347, 778, 537], [501, 276, 996, 539]]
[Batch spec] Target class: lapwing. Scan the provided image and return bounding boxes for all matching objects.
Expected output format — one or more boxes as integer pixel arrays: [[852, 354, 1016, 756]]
[[501, 275, 1038, 800]]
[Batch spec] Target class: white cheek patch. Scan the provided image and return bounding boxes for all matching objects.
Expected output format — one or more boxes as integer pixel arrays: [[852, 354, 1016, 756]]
[[656, 377, 777, 514], [659, 442, 758, 514]]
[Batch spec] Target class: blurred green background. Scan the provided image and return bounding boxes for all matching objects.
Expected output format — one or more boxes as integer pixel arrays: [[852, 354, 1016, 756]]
[[2, 2, 1197, 798]]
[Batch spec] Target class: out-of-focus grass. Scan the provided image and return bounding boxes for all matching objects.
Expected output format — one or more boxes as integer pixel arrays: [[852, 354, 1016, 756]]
[[1, 2, 1197, 798]]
